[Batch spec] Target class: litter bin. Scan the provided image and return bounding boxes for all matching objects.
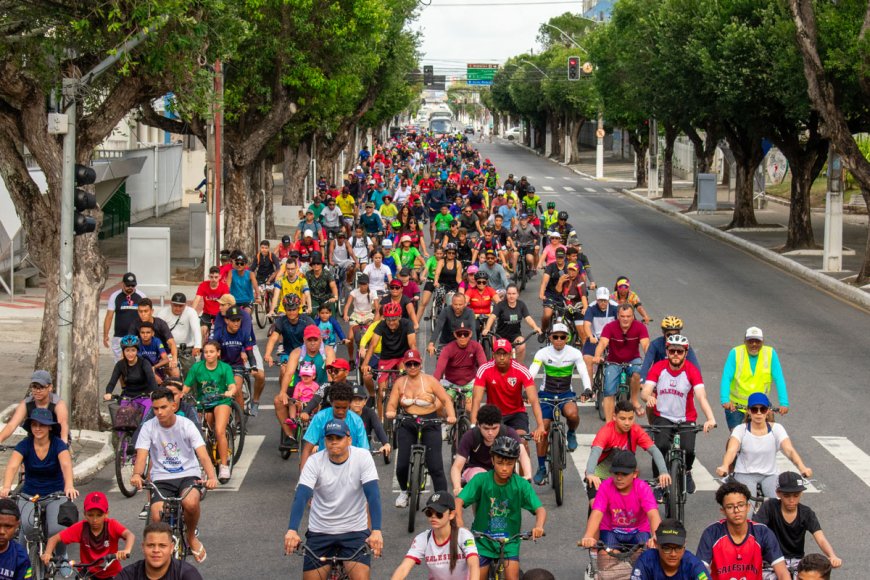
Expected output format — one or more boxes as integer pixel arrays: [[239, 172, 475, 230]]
[[697, 173, 717, 211]]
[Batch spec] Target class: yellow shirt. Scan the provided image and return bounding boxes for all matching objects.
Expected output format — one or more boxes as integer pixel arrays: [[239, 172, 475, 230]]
[[336, 195, 356, 218], [360, 319, 382, 354], [276, 275, 309, 313]]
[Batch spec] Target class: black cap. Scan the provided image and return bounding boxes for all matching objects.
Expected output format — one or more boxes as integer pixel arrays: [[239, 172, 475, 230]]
[[358, 274, 369, 284], [423, 491, 455, 514], [282, 235, 292, 243], [555, 249, 566, 257], [399, 268, 411, 277], [171, 292, 187, 304], [225, 305, 242, 321], [350, 384, 368, 400], [777, 471, 806, 493], [0, 498, 20, 520], [656, 518, 687, 547], [309, 251, 324, 265], [234, 253, 247, 263], [610, 450, 637, 474], [122, 272, 137, 286]]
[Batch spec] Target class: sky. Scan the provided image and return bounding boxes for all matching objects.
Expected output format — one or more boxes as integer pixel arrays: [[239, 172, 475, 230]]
[[413, 0, 586, 80]]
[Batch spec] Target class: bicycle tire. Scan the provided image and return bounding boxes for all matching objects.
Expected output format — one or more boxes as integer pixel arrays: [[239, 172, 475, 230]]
[[231, 401, 246, 463], [452, 416, 471, 459], [28, 541, 45, 580], [594, 366, 606, 422], [254, 301, 267, 329], [667, 460, 684, 523], [383, 417, 395, 459], [242, 375, 253, 415], [517, 255, 527, 291], [226, 421, 236, 476], [407, 452, 424, 533], [550, 429, 565, 506], [115, 431, 139, 498]]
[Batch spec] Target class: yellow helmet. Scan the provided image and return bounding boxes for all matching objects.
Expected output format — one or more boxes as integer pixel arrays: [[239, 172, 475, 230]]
[[661, 316, 683, 330]]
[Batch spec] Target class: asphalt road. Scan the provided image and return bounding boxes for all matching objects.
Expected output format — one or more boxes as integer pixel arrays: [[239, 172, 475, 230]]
[[77, 140, 870, 579]]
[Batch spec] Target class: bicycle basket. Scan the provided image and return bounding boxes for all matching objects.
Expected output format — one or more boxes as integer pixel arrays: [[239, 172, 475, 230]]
[[113, 401, 145, 430], [587, 547, 642, 580]]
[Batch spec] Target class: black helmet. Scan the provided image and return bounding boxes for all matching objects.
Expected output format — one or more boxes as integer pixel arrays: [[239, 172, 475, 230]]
[[283, 294, 301, 311], [558, 211, 569, 220], [527, 185, 535, 194], [474, 271, 489, 281], [490, 436, 520, 459]]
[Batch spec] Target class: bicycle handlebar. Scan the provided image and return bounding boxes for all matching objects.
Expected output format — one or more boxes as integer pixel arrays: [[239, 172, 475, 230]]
[[13, 491, 66, 504], [473, 530, 543, 544], [537, 395, 579, 407], [296, 542, 372, 562], [55, 554, 118, 572], [642, 423, 712, 435], [144, 481, 205, 502], [582, 541, 645, 556]]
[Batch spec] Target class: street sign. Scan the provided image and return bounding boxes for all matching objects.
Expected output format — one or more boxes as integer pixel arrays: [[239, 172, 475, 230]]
[[467, 63, 499, 86]]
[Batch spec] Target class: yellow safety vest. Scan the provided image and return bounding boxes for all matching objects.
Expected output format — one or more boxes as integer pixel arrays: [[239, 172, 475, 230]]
[[729, 344, 773, 406]]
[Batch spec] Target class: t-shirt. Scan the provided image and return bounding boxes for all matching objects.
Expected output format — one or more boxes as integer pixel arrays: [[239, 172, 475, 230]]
[[543, 262, 567, 293], [363, 263, 391, 294], [184, 360, 235, 406], [592, 478, 658, 533], [730, 423, 788, 476], [433, 211, 454, 232], [465, 286, 497, 316], [752, 499, 821, 559], [591, 422, 655, 479], [58, 519, 128, 578], [116, 559, 203, 580], [491, 300, 530, 340], [473, 360, 534, 417], [630, 548, 709, 580], [297, 447, 378, 534], [302, 407, 370, 450], [433, 340, 487, 387], [457, 471, 542, 559], [107, 289, 147, 337], [374, 318, 414, 359], [583, 302, 618, 339], [137, 338, 166, 368], [273, 314, 316, 355], [195, 282, 228, 317], [0, 541, 31, 580], [645, 361, 704, 423], [395, 246, 422, 270], [601, 320, 649, 363], [696, 520, 784, 580], [404, 527, 479, 580], [135, 416, 205, 481], [456, 426, 521, 470], [16, 436, 68, 495], [275, 275, 310, 314], [211, 325, 255, 368]]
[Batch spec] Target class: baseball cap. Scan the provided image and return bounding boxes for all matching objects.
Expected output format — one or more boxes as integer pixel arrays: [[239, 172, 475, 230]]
[[493, 338, 512, 353], [299, 362, 316, 377], [777, 471, 806, 493], [84, 491, 109, 513], [656, 519, 687, 547], [171, 292, 187, 305], [547, 230, 562, 238], [550, 323, 570, 335], [747, 392, 771, 408], [389, 279, 403, 288], [122, 272, 137, 286], [303, 325, 321, 340], [399, 268, 412, 277], [282, 235, 292, 244], [350, 384, 368, 400], [403, 349, 422, 364], [555, 249, 566, 257], [326, 359, 350, 371], [218, 294, 236, 306], [358, 274, 370, 284], [305, 208, 314, 215], [745, 326, 764, 341], [324, 418, 350, 438], [382, 239, 393, 248], [596, 287, 610, 300], [337, 230, 347, 238], [610, 450, 638, 474], [225, 306, 242, 321], [400, 235, 411, 243], [0, 499, 20, 519], [616, 277, 630, 288], [423, 491, 455, 514], [30, 370, 52, 387], [567, 262, 579, 271], [304, 230, 313, 238]]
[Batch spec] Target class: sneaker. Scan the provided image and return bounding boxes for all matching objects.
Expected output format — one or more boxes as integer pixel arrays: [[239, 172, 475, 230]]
[[686, 471, 696, 494], [218, 465, 231, 484], [249, 402, 259, 417], [138, 503, 149, 521], [395, 491, 410, 508], [533, 466, 548, 485], [424, 315, 432, 321], [284, 418, 298, 429], [567, 432, 578, 452]]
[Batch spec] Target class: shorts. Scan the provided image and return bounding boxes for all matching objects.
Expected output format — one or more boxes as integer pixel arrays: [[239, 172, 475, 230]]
[[376, 357, 403, 385], [581, 341, 598, 357], [599, 529, 650, 548], [423, 280, 436, 293], [502, 411, 529, 433], [478, 553, 519, 568], [462, 466, 487, 484], [303, 530, 371, 572], [152, 477, 202, 502], [538, 391, 576, 421], [543, 291, 564, 307], [603, 359, 641, 397], [199, 313, 215, 328]]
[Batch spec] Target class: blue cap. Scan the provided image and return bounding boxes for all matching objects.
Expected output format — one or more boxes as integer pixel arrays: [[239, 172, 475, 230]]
[[747, 392, 771, 408], [324, 418, 350, 438]]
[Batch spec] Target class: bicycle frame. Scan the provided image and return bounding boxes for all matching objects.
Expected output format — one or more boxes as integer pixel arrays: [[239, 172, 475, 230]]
[[145, 482, 204, 561], [400, 414, 443, 533], [296, 542, 372, 580], [473, 531, 538, 580], [643, 423, 705, 522], [15, 491, 66, 579]]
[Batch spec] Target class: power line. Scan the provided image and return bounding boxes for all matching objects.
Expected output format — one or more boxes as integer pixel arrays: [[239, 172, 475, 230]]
[[424, 0, 579, 6]]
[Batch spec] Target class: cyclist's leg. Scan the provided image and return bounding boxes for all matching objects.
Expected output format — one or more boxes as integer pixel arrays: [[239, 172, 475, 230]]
[[336, 531, 372, 580], [602, 364, 621, 422], [15, 497, 34, 547], [650, 416, 674, 478], [628, 360, 644, 413], [561, 397, 580, 432], [502, 559, 522, 580], [212, 403, 231, 466], [540, 304, 554, 334], [178, 477, 204, 551], [724, 407, 745, 431], [395, 419, 413, 492], [251, 347, 266, 405], [231, 368, 245, 409], [422, 421, 447, 491], [274, 378, 294, 438]]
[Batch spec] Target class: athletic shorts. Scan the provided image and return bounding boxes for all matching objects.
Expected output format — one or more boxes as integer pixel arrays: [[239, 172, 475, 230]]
[[603, 359, 641, 397], [599, 529, 650, 548], [478, 553, 519, 568], [303, 530, 371, 572], [581, 341, 598, 357], [152, 477, 202, 503], [538, 390, 576, 421], [502, 411, 529, 433], [423, 280, 436, 293]]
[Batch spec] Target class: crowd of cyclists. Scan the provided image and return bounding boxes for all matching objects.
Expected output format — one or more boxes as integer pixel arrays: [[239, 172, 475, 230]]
[[0, 130, 843, 579]]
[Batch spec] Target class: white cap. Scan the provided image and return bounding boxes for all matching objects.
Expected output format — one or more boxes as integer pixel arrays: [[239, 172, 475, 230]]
[[304, 230, 313, 238], [397, 169, 403, 174], [382, 239, 393, 248], [745, 326, 763, 340], [550, 323, 570, 335], [596, 287, 610, 300], [547, 230, 562, 238]]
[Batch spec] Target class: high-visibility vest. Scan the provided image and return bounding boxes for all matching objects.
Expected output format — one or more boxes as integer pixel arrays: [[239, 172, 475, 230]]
[[729, 344, 773, 406]]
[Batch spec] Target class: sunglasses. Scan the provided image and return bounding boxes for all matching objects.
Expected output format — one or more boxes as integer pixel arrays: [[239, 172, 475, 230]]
[[424, 509, 447, 519], [550, 334, 568, 340], [404, 362, 421, 368], [667, 349, 686, 355], [750, 406, 769, 414], [455, 332, 471, 338], [326, 367, 343, 374]]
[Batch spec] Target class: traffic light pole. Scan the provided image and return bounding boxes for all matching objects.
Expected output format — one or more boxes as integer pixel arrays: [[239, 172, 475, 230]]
[[57, 79, 77, 405]]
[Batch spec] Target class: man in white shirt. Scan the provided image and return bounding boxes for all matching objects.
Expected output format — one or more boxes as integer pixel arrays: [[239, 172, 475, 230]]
[[156, 292, 203, 378]]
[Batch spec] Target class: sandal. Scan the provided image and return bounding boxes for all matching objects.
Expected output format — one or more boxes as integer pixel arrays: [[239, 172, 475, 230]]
[[191, 540, 207, 563]]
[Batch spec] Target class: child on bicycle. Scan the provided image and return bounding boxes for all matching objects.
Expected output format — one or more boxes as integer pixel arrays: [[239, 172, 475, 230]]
[[0, 499, 30, 578], [314, 303, 349, 349], [349, 385, 391, 456], [456, 436, 546, 580], [137, 322, 170, 383], [287, 362, 319, 433], [42, 492, 134, 579]]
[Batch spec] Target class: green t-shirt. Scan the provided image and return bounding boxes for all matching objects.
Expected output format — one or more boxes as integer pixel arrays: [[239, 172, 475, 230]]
[[395, 247, 421, 270], [308, 202, 325, 221], [433, 212, 453, 232], [184, 360, 235, 407], [424, 256, 438, 281], [457, 471, 542, 558]]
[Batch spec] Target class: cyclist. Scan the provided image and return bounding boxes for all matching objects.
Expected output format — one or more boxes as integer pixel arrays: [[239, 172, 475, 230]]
[[416, 246, 443, 321], [720, 326, 790, 430], [458, 205, 483, 238], [455, 436, 546, 580], [547, 211, 575, 243], [225, 252, 260, 313], [482, 285, 542, 365], [753, 472, 842, 575], [336, 187, 358, 233], [537, 231, 565, 269], [103, 272, 146, 361], [581, 287, 617, 391], [306, 254, 338, 314], [428, 293, 477, 356], [450, 405, 532, 495], [299, 382, 370, 472], [477, 250, 511, 296], [392, 492, 480, 580], [183, 339, 237, 483], [277, 235, 295, 262], [128, 299, 179, 379], [363, 249, 392, 296], [386, 349, 456, 509], [361, 302, 417, 408], [640, 316, 701, 382], [103, 335, 158, 402], [630, 518, 709, 579], [296, 208, 324, 242], [349, 385, 391, 456], [343, 274, 378, 363], [285, 418, 383, 579], [696, 480, 789, 580], [0, 500, 31, 579], [611, 276, 651, 325], [349, 225, 374, 268], [294, 232, 323, 270], [193, 266, 230, 343], [538, 247, 569, 336], [0, 370, 70, 445], [358, 202, 383, 240], [328, 230, 357, 288], [117, 522, 202, 580], [433, 243, 463, 295], [471, 228, 507, 269], [512, 213, 540, 276], [640, 334, 717, 495], [466, 272, 500, 325], [797, 554, 833, 580], [540, 202, 559, 241], [211, 305, 264, 412], [439, 219, 461, 249], [270, 259, 311, 316], [253, 240, 281, 292], [301, 359, 352, 419], [715, 392, 812, 500], [593, 303, 650, 420], [434, 323, 487, 416], [156, 293, 201, 378], [528, 323, 590, 484], [394, 235, 425, 281], [580, 450, 659, 550], [263, 294, 316, 368]]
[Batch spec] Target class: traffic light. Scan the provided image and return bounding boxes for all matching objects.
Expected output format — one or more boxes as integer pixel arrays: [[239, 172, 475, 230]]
[[74, 164, 97, 235], [423, 65, 434, 87], [568, 56, 580, 81]]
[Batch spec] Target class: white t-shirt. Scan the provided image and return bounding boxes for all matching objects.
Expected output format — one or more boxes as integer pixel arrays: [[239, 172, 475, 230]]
[[298, 447, 378, 534], [363, 263, 391, 294], [405, 527, 479, 580], [351, 236, 373, 262], [136, 416, 205, 480], [732, 423, 788, 476], [156, 305, 202, 349], [349, 288, 377, 315]]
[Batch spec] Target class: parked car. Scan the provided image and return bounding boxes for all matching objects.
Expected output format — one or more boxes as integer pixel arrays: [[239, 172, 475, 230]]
[[504, 126, 522, 140], [464, 126, 475, 135]]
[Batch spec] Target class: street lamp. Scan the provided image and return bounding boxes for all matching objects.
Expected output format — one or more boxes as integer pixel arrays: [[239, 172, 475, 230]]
[[519, 59, 550, 79], [542, 22, 588, 53]]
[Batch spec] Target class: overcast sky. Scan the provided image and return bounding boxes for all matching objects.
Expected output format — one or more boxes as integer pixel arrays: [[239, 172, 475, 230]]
[[413, 0, 582, 79]]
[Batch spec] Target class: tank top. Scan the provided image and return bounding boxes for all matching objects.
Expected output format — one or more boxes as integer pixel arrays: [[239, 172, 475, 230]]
[[332, 241, 351, 263], [230, 269, 254, 303], [438, 259, 459, 287], [25, 394, 60, 423]]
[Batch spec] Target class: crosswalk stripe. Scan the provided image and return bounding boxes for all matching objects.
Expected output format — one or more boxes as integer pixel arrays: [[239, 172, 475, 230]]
[[584, 187, 596, 193], [542, 186, 554, 192], [814, 436, 870, 487], [563, 176, 571, 180], [564, 186, 575, 192], [605, 188, 616, 193], [214, 435, 266, 492], [545, 176, 555, 180], [776, 452, 820, 492]]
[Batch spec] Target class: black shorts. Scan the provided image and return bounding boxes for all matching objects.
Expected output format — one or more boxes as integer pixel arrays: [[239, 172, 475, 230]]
[[152, 476, 201, 502], [423, 281, 436, 293], [303, 530, 371, 572], [502, 411, 529, 433], [199, 313, 214, 327]]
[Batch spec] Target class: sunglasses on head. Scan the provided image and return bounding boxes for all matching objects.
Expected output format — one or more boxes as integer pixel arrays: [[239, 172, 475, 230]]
[[424, 509, 447, 519], [750, 405, 769, 414]]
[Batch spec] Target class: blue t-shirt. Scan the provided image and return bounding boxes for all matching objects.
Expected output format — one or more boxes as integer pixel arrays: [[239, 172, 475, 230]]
[[582, 301, 618, 338], [137, 337, 166, 367], [303, 408, 370, 450], [498, 205, 517, 223], [211, 325, 255, 368], [370, 189, 387, 209], [274, 315, 315, 355], [359, 213, 382, 234], [16, 436, 68, 496], [0, 541, 32, 580], [640, 336, 702, 382], [630, 548, 709, 579], [213, 307, 254, 339], [229, 268, 255, 304]]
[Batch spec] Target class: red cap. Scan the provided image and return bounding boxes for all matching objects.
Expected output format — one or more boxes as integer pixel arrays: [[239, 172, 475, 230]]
[[84, 491, 109, 513], [403, 349, 422, 364], [326, 359, 350, 371], [303, 325, 321, 340], [493, 339, 512, 353]]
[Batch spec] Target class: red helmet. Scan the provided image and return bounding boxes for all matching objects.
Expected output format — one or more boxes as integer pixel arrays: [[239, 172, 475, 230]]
[[382, 302, 403, 318]]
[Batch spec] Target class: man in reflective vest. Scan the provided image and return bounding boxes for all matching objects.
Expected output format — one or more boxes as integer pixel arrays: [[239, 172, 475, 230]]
[[719, 326, 789, 430]]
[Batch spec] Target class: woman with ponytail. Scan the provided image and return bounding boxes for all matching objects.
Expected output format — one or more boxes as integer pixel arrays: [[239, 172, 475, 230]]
[[391, 491, 480, 579]]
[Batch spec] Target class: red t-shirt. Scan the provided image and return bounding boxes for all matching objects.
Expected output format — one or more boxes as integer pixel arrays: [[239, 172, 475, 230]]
[[418, 178, 434, 194], [474, 360, 535, 416], [466, 286, 497, 315], [196, 281, 230, 316], [219, 262, 233, 280], [600, 320, 649, 363], [58, 519, 127, 578], [591, 421, 654, 464], [293, 239, 321, 261]]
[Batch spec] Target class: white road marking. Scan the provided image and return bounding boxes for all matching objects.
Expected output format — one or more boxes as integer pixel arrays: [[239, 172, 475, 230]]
[[584, 187, 596, 193], [214, 435, 266, 492], [814, 436, 870, 487], [545, 176, 555, 180], [605, 188, 616, 193], [542, 186, 554, 192], [563, 176, 572, 180], [776, 452, 819, 493], [258, 404, 275, 410], [564, 187, 575, 192]]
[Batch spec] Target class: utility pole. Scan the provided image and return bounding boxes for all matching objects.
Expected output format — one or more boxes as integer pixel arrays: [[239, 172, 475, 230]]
[[647, 118, 659, 197], [823, 148, 843, 272]]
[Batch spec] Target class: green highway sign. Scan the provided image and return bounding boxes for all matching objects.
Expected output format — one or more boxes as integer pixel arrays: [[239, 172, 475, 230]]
[[467, 63, 499, 86]]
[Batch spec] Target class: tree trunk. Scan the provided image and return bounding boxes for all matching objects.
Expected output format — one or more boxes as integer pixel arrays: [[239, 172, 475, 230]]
[[724, 126, 763, 229], [281, 141, 310, 206], [662, 123, 678, 199], [550, 114, 562, 159], [223, 163, 257, 256], [776, 131, 828, 250], [628, 131, 648, 189], [568, 118, 585, 164], [264, 165, 276, 239]]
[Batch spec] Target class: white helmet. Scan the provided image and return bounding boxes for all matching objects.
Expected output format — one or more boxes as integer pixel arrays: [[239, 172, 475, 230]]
[[665, 334, 690, 349]]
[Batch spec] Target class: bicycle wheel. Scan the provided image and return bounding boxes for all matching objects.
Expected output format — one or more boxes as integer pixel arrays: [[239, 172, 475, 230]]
[[383, 418, 395, 460], [115, 431, 140, 498], [517, 257, 527, 291], [594, 366, 606, 422], [242, 375, 253, 415], [667, 460, 684, 523], [481, 334, 492, 361], [550, 429, 565, 506], [254, 301, 267, 329], [225, 421, 236, 476], [28, 541, 45, 580], [452, 416, 471, 458], [231, 401, 246, 463], [407, 452, 424, 533]]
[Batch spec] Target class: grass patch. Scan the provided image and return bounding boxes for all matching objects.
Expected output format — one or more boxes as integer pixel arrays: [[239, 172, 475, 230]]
[[766, 171, 860, 207]]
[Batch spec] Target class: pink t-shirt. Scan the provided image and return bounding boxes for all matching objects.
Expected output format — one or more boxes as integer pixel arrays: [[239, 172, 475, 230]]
[[293, 380, 319, 403], [540, 243, 566, 266], [592, 478, 658, 533]]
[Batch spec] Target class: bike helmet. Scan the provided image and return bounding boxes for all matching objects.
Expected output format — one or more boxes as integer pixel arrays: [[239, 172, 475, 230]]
[[527, 185, 535, 194], [382, 302, 403, 318], [283, 294, 301, 311], [665, 334, 690, 349], [474, 271, 489, 281], [445, 243, 457, 251], [490, 436, 521, 459], [661, 316, 683, 331], [467, 264, 479, 275], [558, 211, 569, 220], [119, 335, 140, 348], [546, 201, 555, 209]]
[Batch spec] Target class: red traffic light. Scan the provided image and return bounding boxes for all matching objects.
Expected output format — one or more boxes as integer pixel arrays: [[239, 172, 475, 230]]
[[569, 58, 578, 65]]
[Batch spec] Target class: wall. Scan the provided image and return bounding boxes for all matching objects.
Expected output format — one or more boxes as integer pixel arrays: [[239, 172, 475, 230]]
[[122, 144, 184, 222]]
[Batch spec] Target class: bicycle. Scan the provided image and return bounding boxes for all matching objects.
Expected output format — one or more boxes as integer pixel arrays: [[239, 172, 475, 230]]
[[14, 491, 67, 580], [591, 360, 606, 422], [254, 285, 273, 329], [429, 285, 448, 333], [106, 395, 150, 498], [279, 404, 309, 461], [473, 530, 541, 580], [294, 542, 372, 580], [642, 423, 708, 523], [374, 367, 404, 450], [514, 244, 535, 291], [47, 554, 118, 579], [144, 482, 204, 561], [538, 395, 577, 507], [442, 383, 472, 459], [582, 541, 645, 580], [195, 394, 237, 481], [397, 414, 443, 533], [602, 362, 632, 407]]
